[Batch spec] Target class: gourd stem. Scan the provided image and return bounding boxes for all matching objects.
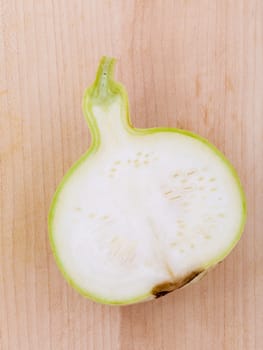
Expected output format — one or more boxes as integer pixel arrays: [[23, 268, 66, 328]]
[[83, 57, 129, 149], [92, 56, 116, 101]]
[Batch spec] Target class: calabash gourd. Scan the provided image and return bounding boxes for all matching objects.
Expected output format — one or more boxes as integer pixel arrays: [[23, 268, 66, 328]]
[[49, 57, 246, 305]]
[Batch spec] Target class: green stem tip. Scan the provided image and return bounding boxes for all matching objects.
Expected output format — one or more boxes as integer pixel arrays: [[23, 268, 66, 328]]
[[92, 56, 117, 101]]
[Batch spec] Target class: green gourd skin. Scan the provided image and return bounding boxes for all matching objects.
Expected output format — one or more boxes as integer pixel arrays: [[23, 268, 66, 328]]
[[48, 57, 246, 305]]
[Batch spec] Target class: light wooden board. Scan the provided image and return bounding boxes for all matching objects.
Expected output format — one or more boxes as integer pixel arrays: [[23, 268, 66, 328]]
[[1, 1, 262, 349]]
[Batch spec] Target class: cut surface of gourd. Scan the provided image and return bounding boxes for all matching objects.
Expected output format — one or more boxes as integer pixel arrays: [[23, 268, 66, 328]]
[[49, 57, 246, 305]]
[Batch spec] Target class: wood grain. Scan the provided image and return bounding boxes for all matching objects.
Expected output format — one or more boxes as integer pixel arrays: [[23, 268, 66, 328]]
[[0, 1, 262, 349]]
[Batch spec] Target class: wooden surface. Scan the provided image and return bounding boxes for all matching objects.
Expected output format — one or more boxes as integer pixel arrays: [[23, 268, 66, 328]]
[[0, 1, 262, 349]]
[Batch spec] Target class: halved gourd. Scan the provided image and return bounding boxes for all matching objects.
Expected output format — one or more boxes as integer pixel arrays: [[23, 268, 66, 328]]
[[49, 57, 246, 305]]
